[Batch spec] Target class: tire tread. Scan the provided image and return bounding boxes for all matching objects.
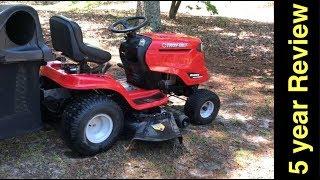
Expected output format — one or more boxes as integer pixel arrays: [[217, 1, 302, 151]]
[[184, 89, 220, 125], [61, 94, 123, 156]]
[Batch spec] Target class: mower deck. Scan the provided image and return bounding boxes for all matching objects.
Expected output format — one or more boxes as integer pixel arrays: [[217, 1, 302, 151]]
[[40, 61, 169, 110]]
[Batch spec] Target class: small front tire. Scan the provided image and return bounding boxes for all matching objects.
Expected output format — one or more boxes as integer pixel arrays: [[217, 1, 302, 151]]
[[184, 89, 220, 125]]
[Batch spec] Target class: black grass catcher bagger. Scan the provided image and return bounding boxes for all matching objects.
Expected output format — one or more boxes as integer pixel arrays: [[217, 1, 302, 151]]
[[0, 5, 52, 139]]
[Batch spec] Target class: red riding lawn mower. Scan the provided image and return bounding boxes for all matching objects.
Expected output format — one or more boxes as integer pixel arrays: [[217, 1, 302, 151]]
[[0, 5, 220, 156]]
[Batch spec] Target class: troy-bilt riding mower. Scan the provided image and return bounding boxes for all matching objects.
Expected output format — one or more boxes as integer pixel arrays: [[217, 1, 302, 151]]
[[0, 5, 220, 156]]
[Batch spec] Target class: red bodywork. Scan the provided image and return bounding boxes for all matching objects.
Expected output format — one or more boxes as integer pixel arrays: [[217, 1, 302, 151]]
[[143, 32, 209, 85], [41, 32, 209, 110], [40, 61, 168, 110]]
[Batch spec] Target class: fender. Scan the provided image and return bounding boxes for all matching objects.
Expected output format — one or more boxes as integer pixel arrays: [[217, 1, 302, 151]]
[[40, 61, 168, 110]]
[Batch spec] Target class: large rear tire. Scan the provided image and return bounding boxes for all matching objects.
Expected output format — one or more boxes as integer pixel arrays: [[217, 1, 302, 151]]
[[184, 89, 220, 125], [61, 94, 124, 156]]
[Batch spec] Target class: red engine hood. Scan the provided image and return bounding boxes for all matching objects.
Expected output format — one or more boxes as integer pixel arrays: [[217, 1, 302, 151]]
[[142, 32, 209, 86]]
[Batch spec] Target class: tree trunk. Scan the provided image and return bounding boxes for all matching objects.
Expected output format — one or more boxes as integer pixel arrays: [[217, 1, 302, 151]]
[[143, 1, 162, 32], [136, 1, 144, 16], [169, 1, 181, 19]]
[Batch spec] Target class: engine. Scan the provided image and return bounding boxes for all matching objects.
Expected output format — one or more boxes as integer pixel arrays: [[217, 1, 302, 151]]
[[119, 32, 209, 95]]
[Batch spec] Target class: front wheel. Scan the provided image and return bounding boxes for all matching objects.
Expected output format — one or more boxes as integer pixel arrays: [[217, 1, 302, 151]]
[[184, 89, 220, 125], [61, 95, 124, 156]]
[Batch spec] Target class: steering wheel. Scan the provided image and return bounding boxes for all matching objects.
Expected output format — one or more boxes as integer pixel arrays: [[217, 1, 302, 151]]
[[108, 16, 148, 33]]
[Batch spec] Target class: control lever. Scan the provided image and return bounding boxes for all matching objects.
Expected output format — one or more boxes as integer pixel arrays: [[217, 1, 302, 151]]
[[117, 63, 124, 69], [56, 56, 67, 62], [102, 62, 112, 73]]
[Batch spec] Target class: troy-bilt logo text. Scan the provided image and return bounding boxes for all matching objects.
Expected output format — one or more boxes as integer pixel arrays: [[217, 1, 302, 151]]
[[162, 42, 188, 48]]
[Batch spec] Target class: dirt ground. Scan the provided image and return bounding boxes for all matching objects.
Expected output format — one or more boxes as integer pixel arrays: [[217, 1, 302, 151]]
[[0, 1, 274, 179]]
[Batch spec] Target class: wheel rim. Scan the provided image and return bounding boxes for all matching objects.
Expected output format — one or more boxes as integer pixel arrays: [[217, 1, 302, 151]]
[[85, 114, 113, 143], [200, 101, 214, 118]]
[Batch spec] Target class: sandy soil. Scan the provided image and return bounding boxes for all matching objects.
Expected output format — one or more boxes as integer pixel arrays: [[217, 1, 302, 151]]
[[0, 1, 274, 179]]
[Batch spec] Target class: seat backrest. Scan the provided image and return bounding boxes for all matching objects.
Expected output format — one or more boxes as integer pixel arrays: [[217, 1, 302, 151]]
[[49, 15, 85, 62]]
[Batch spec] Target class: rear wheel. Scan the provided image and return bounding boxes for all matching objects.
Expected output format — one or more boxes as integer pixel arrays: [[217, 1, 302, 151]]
[[61, 94, 124, 156], [184, 89, 220, 125]]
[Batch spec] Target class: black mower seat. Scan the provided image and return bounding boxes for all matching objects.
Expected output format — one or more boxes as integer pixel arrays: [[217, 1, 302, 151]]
[[49, 15, 111, 64]]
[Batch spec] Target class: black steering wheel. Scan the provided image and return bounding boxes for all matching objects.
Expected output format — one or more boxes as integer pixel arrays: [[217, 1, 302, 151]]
[[108, 16, 148, 33]]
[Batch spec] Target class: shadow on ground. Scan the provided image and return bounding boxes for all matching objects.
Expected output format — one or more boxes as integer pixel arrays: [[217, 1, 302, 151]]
[[0, 4, 273, 179], [0, 104, 272, 178]]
